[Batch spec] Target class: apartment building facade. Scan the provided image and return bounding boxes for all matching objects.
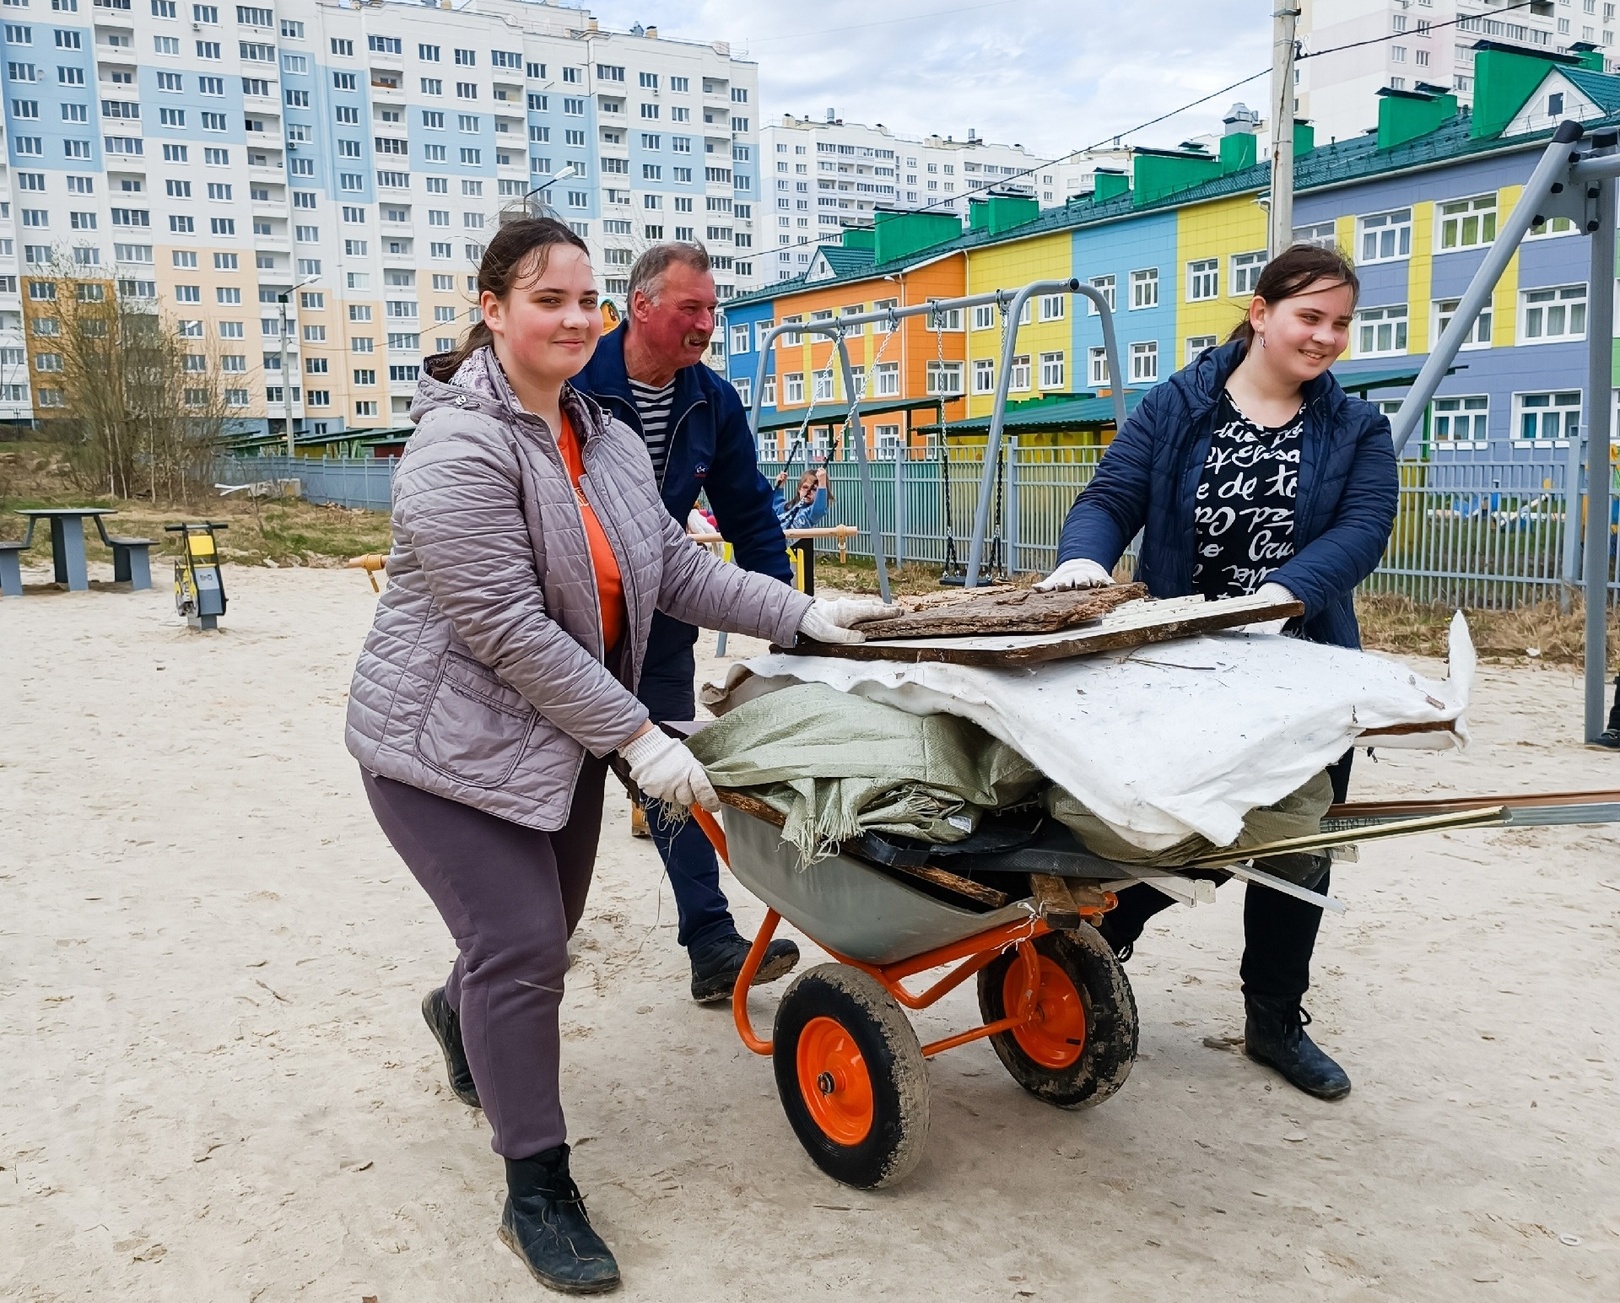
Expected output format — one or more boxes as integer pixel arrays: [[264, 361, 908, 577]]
[[760, 113, 1119, 283], [0, 0, 760, 435], [724, 44, 1620, 469], [1297, 0, 1616, 145]]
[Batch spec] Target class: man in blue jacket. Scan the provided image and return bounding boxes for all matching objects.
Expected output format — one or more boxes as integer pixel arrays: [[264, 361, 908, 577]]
[[575, 243, 801, 1003]]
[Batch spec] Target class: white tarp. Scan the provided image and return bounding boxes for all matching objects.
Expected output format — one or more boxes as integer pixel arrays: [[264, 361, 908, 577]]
[[703, 613, 1474, 854]]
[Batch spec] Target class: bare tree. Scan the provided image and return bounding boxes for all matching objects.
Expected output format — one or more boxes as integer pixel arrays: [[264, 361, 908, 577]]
[[38, 259, 230, 505]]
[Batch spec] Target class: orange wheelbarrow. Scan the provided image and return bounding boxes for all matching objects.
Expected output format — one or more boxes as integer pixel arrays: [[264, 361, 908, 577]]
[[689, 798, 1137, 1189]]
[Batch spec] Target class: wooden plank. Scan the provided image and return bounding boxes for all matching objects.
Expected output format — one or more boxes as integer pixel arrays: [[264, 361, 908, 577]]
[[1326, 788, 1620, 819], [782, 592, 1304, 667], [1064, 880, 1111, 912], [847, 583, 1147, 640], [717, 789, 1007, 908], [1030, 873, 1081, 928], [884, 860, 1009, 909]]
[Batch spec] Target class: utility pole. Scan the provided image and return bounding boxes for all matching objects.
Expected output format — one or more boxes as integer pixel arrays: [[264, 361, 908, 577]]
[[1268, 5, 1300, 257], [279, 294, 292, 458]]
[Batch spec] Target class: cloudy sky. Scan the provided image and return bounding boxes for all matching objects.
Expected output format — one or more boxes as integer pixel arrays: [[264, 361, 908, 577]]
[[577, 0, 1273, 160]]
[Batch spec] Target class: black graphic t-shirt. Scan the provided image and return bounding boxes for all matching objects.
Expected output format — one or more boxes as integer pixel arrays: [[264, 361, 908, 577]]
[[1191, 391, 1304, 599]]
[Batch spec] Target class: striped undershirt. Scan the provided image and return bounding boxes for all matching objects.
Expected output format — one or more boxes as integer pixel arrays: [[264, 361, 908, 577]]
[[628, 377, 676, 482]]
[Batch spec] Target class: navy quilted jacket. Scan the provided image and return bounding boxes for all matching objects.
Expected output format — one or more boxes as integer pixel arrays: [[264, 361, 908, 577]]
[[1056, 340, 1398, 648]]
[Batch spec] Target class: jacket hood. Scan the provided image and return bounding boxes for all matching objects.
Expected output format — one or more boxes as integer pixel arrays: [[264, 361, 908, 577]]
[[1174, 338, 1349, 420], [411, 344, 609, 439]]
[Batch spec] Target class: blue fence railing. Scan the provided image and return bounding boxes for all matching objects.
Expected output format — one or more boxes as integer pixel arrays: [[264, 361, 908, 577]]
[[217, 450, 1620, 610]]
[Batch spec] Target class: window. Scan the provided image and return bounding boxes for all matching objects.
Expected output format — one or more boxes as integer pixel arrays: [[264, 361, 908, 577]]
[[1129, 341, 1159, 384], [1088, 274, 1116, 314], [873, 362, 900, 398], [970, 303, 997, 332], [729, 323, 750, 355], [1359, 208, 1412, 262], [783, 372, 805, 404], [1520, 284, 1587, 342], [1128, 269, 1158, 311], [1036, 351, 1065, 389], [966, 357, 995, 395], [1185, 334, 1217, 366], [925, 361, 963, 396], [1354, 304, 1409, 357], [925, 306, 963, 332], [812, 369, 833, 401], [1187, 258, 1219, 302], [1514, 391, 1580, 446], [1292, 221, 1338, 250], [1529, 214, 1578, 239], [1085, 347, 1109, 387], [1431, 395, 1489, 449], [1437, 194, 1497, 252], [1038, 294, 1067, 322], [1432, 298, 1492, 350], [1230, 251, 1267, 296]]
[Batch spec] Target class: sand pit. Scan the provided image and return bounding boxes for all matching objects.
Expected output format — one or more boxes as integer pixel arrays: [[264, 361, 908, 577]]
[[2, 565, 1617, 1300]]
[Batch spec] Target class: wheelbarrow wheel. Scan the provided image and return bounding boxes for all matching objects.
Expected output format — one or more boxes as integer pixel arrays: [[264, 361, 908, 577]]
[[773, 964, 930, 1189], [977, 927, 1138, 1109]]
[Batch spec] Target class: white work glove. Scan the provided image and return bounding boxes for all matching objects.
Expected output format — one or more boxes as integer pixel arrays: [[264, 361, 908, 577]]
[[618, 728, 719, 812], [1034, 558, 1114, 591], [1245, 581, 1300, 635], [796, 596, 904, 645]]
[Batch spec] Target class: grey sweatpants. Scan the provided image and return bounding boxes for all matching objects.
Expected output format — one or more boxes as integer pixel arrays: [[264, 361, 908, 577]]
[[361, 759, 608, 1159]]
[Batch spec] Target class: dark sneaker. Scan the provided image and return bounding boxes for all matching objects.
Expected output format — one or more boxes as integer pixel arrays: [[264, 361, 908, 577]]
[[1592, 727, 1620, 750], [1244, 999, 1351, 1100], [689, 933, 799, 1005], [499, 1145, 620, 1294], [421, 987, 480, 1109]]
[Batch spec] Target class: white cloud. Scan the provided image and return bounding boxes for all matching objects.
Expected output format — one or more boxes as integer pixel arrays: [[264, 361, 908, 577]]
[[579, 0, 1270, 159]]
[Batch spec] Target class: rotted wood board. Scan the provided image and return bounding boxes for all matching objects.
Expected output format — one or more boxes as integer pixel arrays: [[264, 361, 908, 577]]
[[786, 592, 1305, 667], [850, 582, 1148, 640]]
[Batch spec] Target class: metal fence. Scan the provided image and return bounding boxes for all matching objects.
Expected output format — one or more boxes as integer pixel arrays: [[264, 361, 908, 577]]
[[218, 449, 1620, 608]]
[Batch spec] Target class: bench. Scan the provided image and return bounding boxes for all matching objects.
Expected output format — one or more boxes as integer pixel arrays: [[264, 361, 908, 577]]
[[93, 515, 153, 590], [0, 516, 35, 597]]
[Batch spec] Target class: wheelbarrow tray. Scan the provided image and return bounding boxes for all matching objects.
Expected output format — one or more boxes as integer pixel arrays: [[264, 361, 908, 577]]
[[720, 804, 1037, 966]]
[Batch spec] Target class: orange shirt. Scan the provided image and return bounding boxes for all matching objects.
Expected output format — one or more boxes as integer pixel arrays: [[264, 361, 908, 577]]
[[554, 415, 627, 655]]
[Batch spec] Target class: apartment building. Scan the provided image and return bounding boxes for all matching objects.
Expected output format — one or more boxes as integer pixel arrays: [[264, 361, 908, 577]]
[[725, 44, 1620, 468], [0, 0, 760, 435], [760, 113, 1121, 282], [1297, 0, 1616, 144]]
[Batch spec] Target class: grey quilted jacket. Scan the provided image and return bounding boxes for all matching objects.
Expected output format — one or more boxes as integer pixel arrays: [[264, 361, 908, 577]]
[[345, 346, 813, 830]]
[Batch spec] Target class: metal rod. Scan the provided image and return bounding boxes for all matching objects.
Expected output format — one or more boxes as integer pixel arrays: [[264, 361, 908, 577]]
[[965, 280, 1127, 586], [1389, 120, 1586, 456], [832, 331, 890, 603], [1562, 429, 1585, 613], [1224, 861, 1346, 914], [1585, 162, 1616, 740]]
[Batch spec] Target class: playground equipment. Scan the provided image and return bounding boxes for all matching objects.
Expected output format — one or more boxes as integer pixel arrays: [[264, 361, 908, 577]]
[[748, 279, 1130, 603], [1390, 119, 1615, 740], [167, 521, 228, 631]]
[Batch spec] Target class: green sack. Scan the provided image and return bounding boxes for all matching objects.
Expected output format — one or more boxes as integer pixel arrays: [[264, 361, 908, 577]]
[[689, 683, 1044, 865], [1042, 769, 1335, 868]]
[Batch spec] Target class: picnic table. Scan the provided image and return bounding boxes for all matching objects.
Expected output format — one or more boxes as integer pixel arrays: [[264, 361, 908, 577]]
[[0, 508, 152, 596]]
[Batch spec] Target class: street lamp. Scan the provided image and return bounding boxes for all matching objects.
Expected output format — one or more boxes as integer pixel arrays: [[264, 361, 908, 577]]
[[278, 272, 319, 458], [502, 163, 577, 224]]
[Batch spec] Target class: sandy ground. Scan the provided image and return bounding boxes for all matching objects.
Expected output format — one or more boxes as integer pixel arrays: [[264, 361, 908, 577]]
[[2, 564, 1618, 1303]]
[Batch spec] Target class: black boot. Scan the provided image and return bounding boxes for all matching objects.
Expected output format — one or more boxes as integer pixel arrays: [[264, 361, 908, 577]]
[[420, 987, 480, 1109], [1244, 997, 1351, 1100], [688, 932, 799, 1005], [499, 1144, 620, 1294]]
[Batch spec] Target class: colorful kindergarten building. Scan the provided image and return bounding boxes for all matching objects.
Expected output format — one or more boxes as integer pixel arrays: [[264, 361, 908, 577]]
[[723, 42, 1620, 465]]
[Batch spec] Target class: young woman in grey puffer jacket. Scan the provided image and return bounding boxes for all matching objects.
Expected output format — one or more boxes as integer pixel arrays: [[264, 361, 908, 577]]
[[345, 218, 894, 1294]]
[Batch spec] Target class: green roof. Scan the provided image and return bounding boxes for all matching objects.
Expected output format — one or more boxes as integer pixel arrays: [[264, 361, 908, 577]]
[[755, 396, 943, 432], [919, 390, 1148, 437], [811, 245, 878, 278], [1562, 66, 1620, 113], [726, 106, 1617, 311]]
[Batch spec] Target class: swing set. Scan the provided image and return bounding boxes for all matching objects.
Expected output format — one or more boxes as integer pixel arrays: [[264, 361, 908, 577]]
[[747, 278, 1129, 598]]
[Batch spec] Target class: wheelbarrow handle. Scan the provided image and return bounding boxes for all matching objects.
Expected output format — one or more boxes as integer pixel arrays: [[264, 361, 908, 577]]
[[690, 804, 729, 866]]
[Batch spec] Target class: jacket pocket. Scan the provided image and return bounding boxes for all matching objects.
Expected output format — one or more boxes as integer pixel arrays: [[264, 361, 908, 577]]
[[414, 652, 536, 788]]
